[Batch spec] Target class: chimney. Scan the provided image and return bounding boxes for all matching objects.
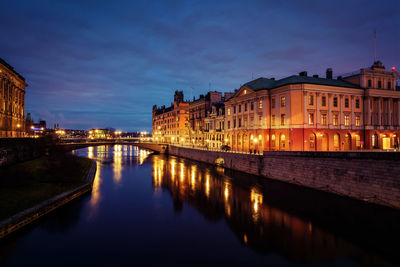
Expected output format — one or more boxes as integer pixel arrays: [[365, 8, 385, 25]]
[[326, 68, 333, 79], [299, 71, 307, 76]]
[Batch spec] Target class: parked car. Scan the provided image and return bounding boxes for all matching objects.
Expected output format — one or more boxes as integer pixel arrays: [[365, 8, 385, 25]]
[[221, 145, 231, 151]]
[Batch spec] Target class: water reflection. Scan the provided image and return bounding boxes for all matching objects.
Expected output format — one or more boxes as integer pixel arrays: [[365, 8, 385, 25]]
[[152, 154, 399, 265]]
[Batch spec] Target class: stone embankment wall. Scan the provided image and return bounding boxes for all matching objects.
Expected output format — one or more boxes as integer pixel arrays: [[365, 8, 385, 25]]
[[0, 138, 48, 167], [168, 146, 400, 210], [135, 143, 168, 153], [0, 160, 97, 239]]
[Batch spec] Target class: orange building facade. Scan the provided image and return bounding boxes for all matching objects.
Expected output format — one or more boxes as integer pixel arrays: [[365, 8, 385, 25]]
[[0, 58, 27, 137], [225, 62, 400, 152], [152, 91, 189, 144]]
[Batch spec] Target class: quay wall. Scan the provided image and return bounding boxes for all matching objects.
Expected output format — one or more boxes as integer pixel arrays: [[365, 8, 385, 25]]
[[168, 146, 400, 209], [0, 138, 48, 167], [135, 143, 168, 153], [0, 160, 97, 239]]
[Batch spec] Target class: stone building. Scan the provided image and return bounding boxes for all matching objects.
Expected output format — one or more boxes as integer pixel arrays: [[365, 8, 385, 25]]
[[0, 58, 27, 137], [224, 61, 400, 152], [204, 102, 225, 149], [152, 91, 189, 144], [189, 91, 233, 147]]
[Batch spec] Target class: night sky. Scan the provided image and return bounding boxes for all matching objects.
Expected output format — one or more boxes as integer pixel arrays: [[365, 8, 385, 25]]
[[2, 0, 399, 131]]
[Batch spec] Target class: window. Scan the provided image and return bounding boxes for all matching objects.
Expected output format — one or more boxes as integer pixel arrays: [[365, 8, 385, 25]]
[[259, 100, 263, 109], [333, 97, 338, 107], [227, 108, 231, 116], [334, 134, 339, 148], [250, 116, 254, 127], [227, 120, 231, 129], [271, 135, 276, 148], [333, 114, 338, 126], [258, 115, 262, 126], [308, 94, 314, 105], [321, 114, 327, 125], [308, 113, 314, 125], [271, 115, 276, 126], [345, 98, 349, 108], [233, 106, 236, 114], [238, 118, 242, 127], [271, 97, 275, 108], [244, 89, 247, 95], [355, 115, 360, 126], [321, 96, 326, 107], [378, 80, 382, 88], [280, 134, 286, 148], [355, 98, 360, 109], [310, 134, 315, 149], [233, 118, 237, 128], [251, 102, 254, 110], [344, 115, 350, 126], [368, 79, 372, 88], [281, 114, 285, 125], [388, 81, 391, 89], [281, 96, 286, 107], [355, 135, 361, 148], [245, 103, 247, 112], [239, 105, 241, 112]]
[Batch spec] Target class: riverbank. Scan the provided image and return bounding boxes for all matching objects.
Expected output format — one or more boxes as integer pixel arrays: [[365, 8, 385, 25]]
[[0, 154, 96, 238], [135, 143, 400, 210]]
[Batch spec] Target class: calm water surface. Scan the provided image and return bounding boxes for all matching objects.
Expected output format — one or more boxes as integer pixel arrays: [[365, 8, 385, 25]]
[[1, 145, 400, 266]]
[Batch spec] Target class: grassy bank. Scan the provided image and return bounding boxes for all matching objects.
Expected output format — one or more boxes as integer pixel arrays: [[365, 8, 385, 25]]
[[0, 154, 92, 221]]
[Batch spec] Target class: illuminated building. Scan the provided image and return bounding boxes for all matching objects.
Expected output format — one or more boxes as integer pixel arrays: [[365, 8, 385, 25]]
[[152, 91, 189, 144], [89, 128, 112, 139], [225, 61, 400, 152], [0, 58, 27, 137], [204, 103, 225, 149], [189, 91, 233, 147]]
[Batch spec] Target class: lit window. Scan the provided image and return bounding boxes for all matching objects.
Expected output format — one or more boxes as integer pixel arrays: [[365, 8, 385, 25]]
[[227, 108, 231, 116], [345, 115, 350, 126], [280, 134, 286, 148], [308, 113, 314, 125], [355, 135, 361, 148], [308, 94, 314, 105], [321, 114, 327, 125], [271, 134, 276, 148], [271, 115, 276, 126], [355, 115, 360, 126], [333, 114, 338, 126], [310, 134, 315, 149], [244, 89, 247, 95], [259, 100, 263, 109], [334, 134, 339, 148], [281, 96, 286, 107]]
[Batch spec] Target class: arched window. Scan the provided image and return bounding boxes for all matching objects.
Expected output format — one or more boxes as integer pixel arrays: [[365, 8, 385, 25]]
[[355, 135, 361, 149], [334, 134, 340, 148], [372, 133, 379, 148], [280, 134, 286, 149], [309, 134, 315, 149], [271, 134, 276, 148]]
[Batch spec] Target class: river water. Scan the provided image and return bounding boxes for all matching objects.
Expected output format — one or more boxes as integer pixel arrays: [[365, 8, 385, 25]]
[[1, 145, 399, 266]]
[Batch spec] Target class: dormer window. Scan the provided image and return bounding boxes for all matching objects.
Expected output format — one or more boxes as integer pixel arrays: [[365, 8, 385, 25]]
[[244, 89, 247, 95]]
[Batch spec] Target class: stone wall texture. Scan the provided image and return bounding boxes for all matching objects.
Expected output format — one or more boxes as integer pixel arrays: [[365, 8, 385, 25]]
[[168, 146, 400, 209]]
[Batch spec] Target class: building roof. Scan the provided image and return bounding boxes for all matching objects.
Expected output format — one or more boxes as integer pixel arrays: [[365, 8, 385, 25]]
[[0, 58, 26, 82], [243, 75, 361, 92]]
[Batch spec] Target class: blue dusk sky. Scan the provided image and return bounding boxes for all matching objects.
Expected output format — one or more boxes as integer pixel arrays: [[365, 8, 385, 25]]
[[1, 0, 399, 131]]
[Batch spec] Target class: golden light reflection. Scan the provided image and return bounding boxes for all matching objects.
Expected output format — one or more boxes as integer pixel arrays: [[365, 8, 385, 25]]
[[180, 163, 185, 183], [88, 160, 102, 220], [153, 157, 164, 193], [205, 174, 210, 198], [113, 145, 123, 184], [139, 149, 150, 165], [224, 182, 230, 201], [251, 188, 263, 222], [170, 159, 176, 182], [88, 146, 94, 159], [190, 165, 196, 191]]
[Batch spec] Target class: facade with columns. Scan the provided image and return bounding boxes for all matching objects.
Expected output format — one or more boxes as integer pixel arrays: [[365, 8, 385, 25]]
[[224, 61, 400, 152], [0, 58, 27, 138]]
